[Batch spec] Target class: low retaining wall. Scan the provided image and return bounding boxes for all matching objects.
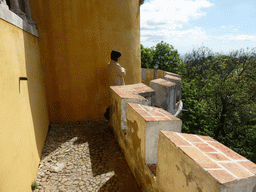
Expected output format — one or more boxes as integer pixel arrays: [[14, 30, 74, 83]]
[[109, 83, 256, 192]]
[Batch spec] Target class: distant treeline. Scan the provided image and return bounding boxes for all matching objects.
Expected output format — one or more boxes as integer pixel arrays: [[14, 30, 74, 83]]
[[141, 42, 256, 163]]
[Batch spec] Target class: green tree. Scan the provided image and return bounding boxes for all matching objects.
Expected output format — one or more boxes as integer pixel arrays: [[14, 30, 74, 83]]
[[141, 44, 154, 69], [152, 41, 180, 72], [141, 41, 181, 72], [179, 47, 256, 163]]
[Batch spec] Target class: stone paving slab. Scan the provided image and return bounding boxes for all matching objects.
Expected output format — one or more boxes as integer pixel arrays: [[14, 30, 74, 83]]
[[34, 119, 140, 192]]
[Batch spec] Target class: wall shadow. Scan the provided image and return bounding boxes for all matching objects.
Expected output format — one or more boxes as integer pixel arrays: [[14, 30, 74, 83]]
[[22, 29, 50, 160], [39, 118, 140, 191]]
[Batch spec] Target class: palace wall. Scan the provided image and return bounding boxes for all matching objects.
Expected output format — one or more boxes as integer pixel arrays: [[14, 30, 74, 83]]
[[0, 18, 49, 191], [30, 0, 142, 123]]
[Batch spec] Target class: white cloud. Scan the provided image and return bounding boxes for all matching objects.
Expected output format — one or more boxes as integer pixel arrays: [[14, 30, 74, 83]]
[[140, 0, 256, 55], [141, 0, 213, 25], [214, 35, 256, 42], [229, 35, 256, 41], [140, 0, 214, 48]]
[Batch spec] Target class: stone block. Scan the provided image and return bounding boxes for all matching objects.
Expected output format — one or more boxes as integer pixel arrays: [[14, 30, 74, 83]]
[[110, 83, 155, 133], [127, 103, 182, 165], [150, 78, 176, 114], [163, 73, 181, 101], [157, 131, 256, 192], [164, 71, 181, 78]]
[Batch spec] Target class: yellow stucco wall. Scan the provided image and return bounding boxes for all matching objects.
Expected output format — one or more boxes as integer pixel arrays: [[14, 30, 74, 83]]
[[0, 19, 49, 192], [30, 0, 142, 123], [145, 69, 154, 86], [157, 132, 220, 192]]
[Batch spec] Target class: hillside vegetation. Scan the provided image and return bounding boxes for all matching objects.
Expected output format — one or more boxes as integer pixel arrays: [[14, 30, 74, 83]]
[[141, 43, 256, 163]]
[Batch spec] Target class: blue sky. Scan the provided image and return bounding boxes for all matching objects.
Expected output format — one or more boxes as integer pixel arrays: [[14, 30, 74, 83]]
[[140, 0, 256, 55]]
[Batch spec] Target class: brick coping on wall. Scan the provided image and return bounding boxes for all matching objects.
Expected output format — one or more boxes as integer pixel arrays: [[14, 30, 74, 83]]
[[150, 78, 176, 87], [161, 131, 256, 184], [128, 103, 181, 122], [164, 74, 181, 82], [110, 83, 155, 100]]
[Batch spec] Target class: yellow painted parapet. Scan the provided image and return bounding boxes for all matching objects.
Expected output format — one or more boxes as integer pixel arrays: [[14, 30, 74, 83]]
[[109, 81, 256, 191], [109, 83, 182, 191], [157, 132, 256, 192], [0, 19, 49, 191], [30, 0, 142, 123]]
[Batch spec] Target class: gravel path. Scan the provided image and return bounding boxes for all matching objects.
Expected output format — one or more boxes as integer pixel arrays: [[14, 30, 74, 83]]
[[34, 119, 140, 192]]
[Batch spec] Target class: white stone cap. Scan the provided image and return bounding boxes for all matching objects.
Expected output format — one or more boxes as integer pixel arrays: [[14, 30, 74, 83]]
[[0, 4, 38, 37]]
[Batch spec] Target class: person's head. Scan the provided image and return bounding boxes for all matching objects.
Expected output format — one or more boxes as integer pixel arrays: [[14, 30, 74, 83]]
[[111, 50, 122, 62]]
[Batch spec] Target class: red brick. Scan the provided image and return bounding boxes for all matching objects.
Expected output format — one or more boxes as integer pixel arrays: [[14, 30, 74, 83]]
[[134, 86, 145, 90], [128, 103, 142, 109], [154, 116, 170, 121], [125, 93, 137, 98], [118, 93, 128, 98], [220, 162, 253, 179], [135, 109, 151, 117], [206, 153, 230, 161], [208, 170, 237, 184], [194, 143, 217, 153], [161, 131, 191, 146], [210, 142, 247, 160], [180, 147, 220, 169], [198, 135, 215, 142], [140, 105, 152, 112], [143, 116, 157, 122], [238, 161, 256, 174], [158, 109, 180, 121], [180, 133, 202, 143], [149, 110, 165, 117]]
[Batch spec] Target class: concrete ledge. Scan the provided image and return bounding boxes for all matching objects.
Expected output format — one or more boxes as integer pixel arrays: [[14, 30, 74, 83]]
[[164, 71, 181, 78], [164, 74, 181, 84], [127, 103, 182, 165], [0, 5, 38, 37], [163, 73, 181, 101], [157, 131, 256, 192], [110, 83, 155, 133], [150, 78, 177, 114]]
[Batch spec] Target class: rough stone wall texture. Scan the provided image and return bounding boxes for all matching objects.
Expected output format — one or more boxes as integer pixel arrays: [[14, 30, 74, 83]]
[[0, 19, 49, 192], [30, 0, 142, 123]]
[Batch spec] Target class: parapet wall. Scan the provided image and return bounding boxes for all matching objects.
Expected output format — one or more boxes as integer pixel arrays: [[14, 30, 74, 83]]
[[142, 68, 182, 117], [109, 74, 256, 192]]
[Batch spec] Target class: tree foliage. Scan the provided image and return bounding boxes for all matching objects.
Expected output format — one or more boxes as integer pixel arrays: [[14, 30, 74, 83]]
[[141, 43, 256, 162], [141, 44, 154, 69], [179, 47, 256, 163], [141, 41, 180, 72]]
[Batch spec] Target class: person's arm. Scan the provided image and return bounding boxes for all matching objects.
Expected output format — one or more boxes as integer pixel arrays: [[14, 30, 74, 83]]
[[115, 64, 126, 76]]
